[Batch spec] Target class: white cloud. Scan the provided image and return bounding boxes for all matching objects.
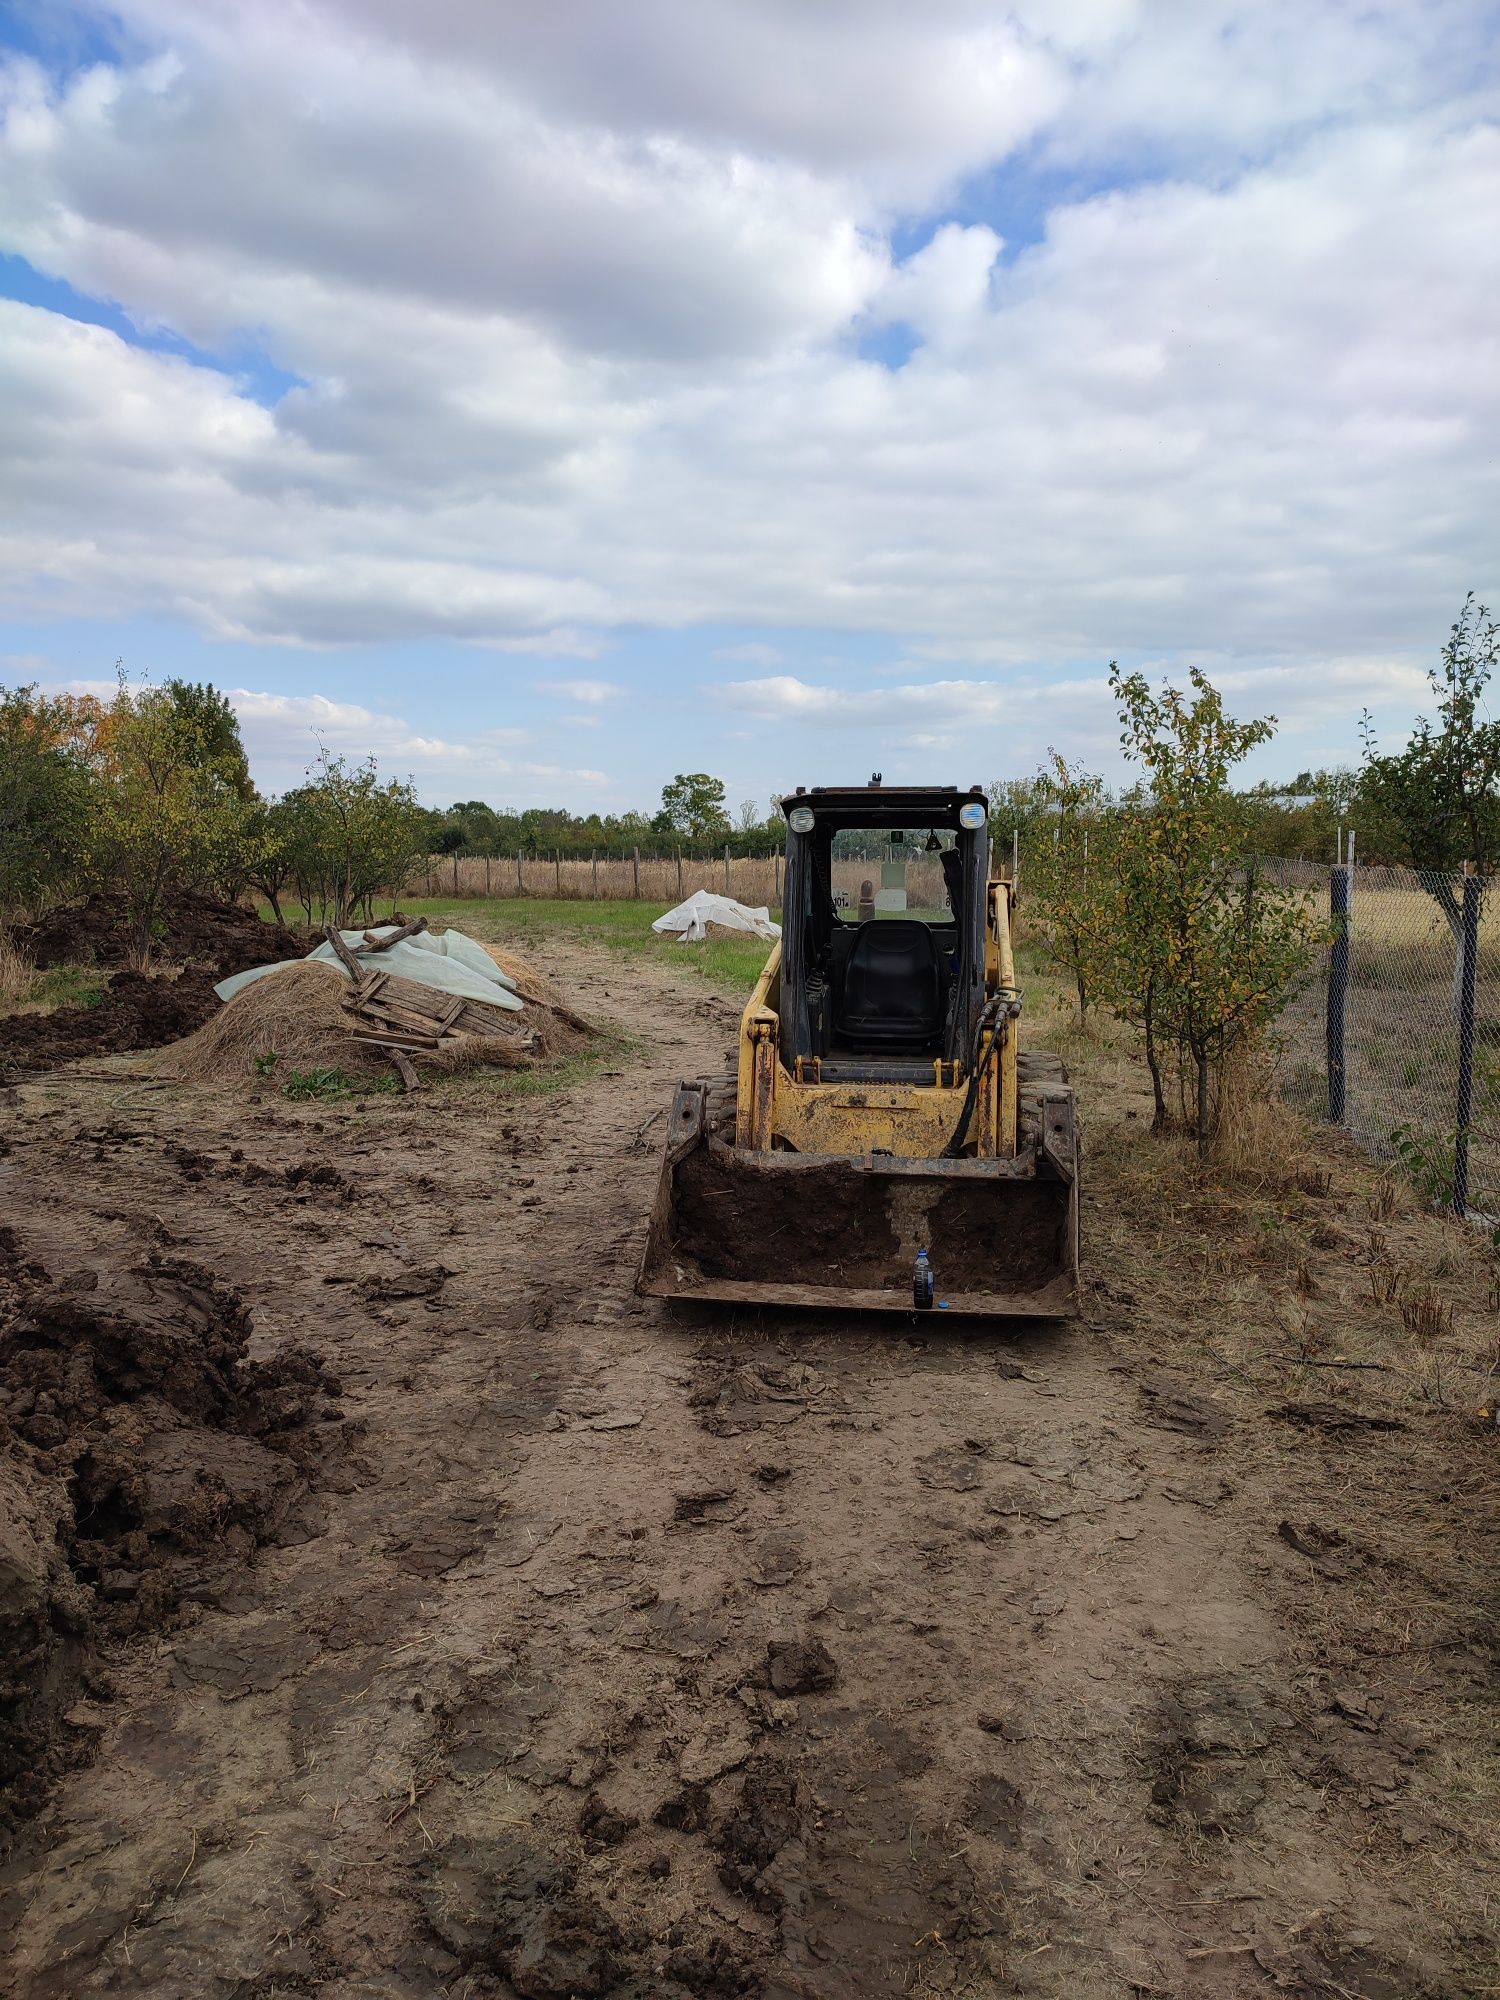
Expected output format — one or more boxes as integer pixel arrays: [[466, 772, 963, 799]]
[[864, 222, 1003, 348], [0, 0, 1495, 741], [718, 656, 1443, 779], [38, 675, 610, 803], [228, 690, 610, 800], [542, 677, 623, 703]]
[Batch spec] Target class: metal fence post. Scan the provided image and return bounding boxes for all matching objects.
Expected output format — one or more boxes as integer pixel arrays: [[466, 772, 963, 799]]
[[774, 850, 782, 905], [1454, 866, 1481, 1217], [591, 850, 598, 899], [676, 849, 683, 899], [452, 852, 460, 892], [724, 844, 731, 896], [1327, 860, 1350, 1126], [632, 846, 641, 899], [554, 849, 561, 896]]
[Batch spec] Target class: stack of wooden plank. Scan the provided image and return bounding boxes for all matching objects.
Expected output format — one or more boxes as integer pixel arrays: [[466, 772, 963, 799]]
[[342, 966, 537, 1056], [322, 921, 537, 1089]]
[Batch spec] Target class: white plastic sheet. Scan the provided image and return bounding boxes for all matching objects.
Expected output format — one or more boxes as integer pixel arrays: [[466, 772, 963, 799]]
[[651, 890, 781, 944], [215, 925, 526, 1011]]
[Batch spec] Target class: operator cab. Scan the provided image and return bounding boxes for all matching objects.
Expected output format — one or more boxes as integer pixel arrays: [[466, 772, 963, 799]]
[[778, 781, 990, 1082]]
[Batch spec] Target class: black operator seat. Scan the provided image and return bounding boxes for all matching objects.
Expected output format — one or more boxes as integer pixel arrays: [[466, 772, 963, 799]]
[[837, 920, 945, 1049]]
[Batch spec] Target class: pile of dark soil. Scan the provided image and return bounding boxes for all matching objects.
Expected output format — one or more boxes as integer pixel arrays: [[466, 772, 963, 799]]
[[18, 890, 305, 981], [0, 1224, 345, 1833], [0, 968, 221, 1073], [2, 892, 306, 1074]]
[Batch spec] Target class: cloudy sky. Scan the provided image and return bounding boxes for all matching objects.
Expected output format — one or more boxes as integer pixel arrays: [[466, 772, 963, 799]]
[[0, 2, 1496, 813]]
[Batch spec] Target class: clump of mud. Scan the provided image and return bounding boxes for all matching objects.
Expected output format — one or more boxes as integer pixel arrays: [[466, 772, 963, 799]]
[[0, 1224, 344, 1832], [18, 890, 306, 981], [716, 1767, 803, 1911], [419, 1830, 762, 1998], [0, 968, 221, 1073]]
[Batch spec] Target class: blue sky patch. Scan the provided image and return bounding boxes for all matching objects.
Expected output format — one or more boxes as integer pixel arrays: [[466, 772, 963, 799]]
[[0, 254, 305, 405]]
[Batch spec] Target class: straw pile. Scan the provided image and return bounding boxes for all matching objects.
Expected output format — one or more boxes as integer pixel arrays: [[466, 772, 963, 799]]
[[155, 937, 591, 1086], [160, 962, 385, 1081]]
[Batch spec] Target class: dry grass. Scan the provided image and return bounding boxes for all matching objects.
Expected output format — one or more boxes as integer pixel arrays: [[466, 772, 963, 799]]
[[1212, 1048, 1322, 1190], [159, 962, 384, 1081], [1013, 928, 1500, 1418], [481, 942, 564, 1010], [153, 940, 588, 1088], [0, 933, 32, 1007]]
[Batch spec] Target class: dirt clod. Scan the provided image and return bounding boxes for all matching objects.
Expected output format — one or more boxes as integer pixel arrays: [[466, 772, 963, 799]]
[[419, 1832, 624, 1994], [763, 1638, 838, 1696], [662, 1936, 760, 1996], [19, 890, 305, 980], [716, 1767, 802, 1910], [655, 1782, 711, 1832], [579, 1792, 637, 1851], [0, 1227, 342, 1830], [0, 968, 222, 1073]]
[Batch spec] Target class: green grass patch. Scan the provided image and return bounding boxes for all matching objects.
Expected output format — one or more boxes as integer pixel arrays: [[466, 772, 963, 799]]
[[0, 965, 108, 1018], [282, 1064, 402, 1101], [399, 896, 777, 999], [35, 966, 107, 1010]]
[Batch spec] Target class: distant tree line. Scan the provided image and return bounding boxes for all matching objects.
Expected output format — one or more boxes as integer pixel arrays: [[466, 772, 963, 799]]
[[425, 772, 785, 859], [3, 597, 1492, 980]]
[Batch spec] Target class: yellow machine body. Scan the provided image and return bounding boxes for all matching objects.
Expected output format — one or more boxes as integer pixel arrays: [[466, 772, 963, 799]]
[[639, 786, 1079, 1316]]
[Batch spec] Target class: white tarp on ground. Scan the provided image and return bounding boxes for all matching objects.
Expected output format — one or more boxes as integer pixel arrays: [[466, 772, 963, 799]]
[[651, 890, 781, 944], [215, 925, 526, 1011]]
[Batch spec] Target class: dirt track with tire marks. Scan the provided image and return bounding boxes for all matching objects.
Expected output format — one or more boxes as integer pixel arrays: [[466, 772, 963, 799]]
[[2, 929, 1496, 1998]]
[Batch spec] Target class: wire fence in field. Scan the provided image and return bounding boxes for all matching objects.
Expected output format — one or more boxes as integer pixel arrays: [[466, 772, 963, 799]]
[[409, 850, 786, 907], [407, 850, 956, 913], [1264, 858, 1500, 1220]]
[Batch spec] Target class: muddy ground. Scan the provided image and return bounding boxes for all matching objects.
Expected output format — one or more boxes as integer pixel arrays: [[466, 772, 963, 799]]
[[2, 893, 311, 1077], [1, 927, 1497, 1998]]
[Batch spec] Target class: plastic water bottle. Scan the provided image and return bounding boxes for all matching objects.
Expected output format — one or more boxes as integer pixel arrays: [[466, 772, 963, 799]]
[[913, 1249, 935, 1312]]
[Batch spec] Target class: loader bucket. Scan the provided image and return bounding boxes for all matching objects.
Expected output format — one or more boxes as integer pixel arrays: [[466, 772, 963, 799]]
[[639, 1122, 1078, 1318]]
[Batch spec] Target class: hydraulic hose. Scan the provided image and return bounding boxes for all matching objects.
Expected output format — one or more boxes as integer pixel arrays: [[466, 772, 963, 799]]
[[942, 994, 1014, 1158]]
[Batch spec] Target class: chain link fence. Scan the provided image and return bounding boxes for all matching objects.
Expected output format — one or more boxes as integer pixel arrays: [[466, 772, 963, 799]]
[[1268, 859, 1500, 1219]]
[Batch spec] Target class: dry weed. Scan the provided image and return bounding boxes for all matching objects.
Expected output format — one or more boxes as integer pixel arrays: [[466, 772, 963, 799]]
[[1369, 1253, 1405, 1305], [1366, 1178, 1398, 1222], [0, 932, 34, 1007], [1212, 1047, 1318, 1191], [1400, 1286, 1454, 1345]]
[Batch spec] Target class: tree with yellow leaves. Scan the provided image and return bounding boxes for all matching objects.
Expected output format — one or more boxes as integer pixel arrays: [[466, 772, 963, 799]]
[[90, 674, 262, 964], [1103, 664, 1319, 1155]]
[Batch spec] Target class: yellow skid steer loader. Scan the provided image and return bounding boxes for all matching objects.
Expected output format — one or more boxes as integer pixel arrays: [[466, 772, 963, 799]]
[[639, 781, 1079, 1316]]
